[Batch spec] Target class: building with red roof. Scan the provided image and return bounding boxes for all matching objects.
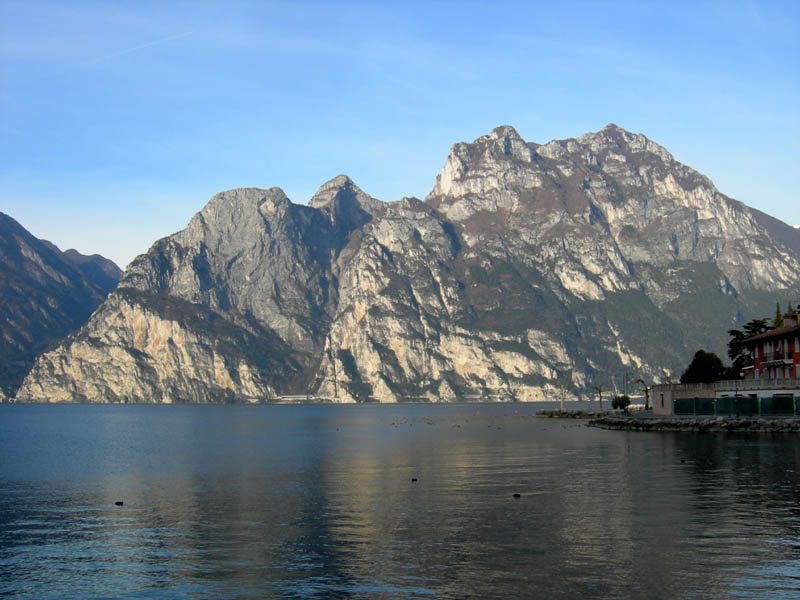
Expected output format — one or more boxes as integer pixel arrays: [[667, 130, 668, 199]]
[[651, 306, 800, 416], [743, 307, 800, 380]]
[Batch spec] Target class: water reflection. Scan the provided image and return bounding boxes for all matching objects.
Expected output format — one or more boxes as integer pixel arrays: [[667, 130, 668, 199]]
[[1, 405, 799, 598]]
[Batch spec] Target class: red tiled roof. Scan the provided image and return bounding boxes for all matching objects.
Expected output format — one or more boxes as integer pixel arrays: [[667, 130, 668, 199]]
[[744, 323, 800, 343]]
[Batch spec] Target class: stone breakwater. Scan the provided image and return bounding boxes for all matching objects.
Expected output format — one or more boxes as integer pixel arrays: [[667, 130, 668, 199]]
[[537, 409, 614, 419], [588, 416, 800, 433]]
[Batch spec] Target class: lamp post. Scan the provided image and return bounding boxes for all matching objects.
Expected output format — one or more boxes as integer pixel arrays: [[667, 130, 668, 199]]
[[740, 371, 745, 416], [636, 378, 651, 411], [594, 385, 604, 411]]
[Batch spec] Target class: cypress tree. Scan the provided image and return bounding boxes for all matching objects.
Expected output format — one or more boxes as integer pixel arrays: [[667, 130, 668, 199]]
[[773, 302, 782, 328], [680, 350, 726, 384]]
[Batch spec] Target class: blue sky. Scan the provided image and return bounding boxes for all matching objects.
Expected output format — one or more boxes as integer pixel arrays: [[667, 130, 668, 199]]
[[1, 0, 798, 268]]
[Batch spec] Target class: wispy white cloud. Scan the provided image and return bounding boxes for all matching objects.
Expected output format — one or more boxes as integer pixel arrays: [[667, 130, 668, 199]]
[[81, 30, 194, 67]]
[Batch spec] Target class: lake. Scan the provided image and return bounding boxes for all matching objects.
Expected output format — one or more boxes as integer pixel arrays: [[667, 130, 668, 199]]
[[1, 403, 799, 598]]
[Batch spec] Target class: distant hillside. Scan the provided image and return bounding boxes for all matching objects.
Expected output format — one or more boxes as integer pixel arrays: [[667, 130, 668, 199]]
[[0, 213, 121, 395], [62, 249, 123, 293]]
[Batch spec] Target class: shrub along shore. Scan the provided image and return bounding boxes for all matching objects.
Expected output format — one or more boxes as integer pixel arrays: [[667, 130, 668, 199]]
[[587, 415, 800, 433]]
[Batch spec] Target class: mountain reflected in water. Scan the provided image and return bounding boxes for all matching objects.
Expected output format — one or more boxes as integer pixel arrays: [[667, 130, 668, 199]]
[[1, 404, 799, 598]]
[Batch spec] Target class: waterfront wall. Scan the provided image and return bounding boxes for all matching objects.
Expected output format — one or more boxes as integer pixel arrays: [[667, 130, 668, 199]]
[[652, 379, 800, 416]]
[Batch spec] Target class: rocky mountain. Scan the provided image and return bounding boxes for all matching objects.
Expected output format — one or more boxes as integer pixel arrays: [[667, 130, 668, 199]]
[[0, 213, 122, 395], [13, 126, 800, 403]]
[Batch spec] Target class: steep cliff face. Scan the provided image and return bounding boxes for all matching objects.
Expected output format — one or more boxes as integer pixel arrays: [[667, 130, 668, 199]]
[[0, 212, 121, 396], [15, 291, 287, 403], [14, 126, 800, 403], [313, 197, 470, 402]]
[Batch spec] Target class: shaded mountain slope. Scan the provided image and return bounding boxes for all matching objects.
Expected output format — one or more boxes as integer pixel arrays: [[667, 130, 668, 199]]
[[0, 213, 121, 394]]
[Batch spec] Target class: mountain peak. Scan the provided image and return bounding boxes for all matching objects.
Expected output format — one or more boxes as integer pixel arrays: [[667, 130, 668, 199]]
[[309, 174, 358, 207], [576, 124, 675, 165], [469, 125, 524, 148], [489, 125, 522, 140], [309, 175, 384, 218], [601, 122, 623, 132]]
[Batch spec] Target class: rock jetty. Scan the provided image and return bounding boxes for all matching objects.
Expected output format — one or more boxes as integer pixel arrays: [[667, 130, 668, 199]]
[[537, 409, 613, 419], [588, 416, 800, 433]]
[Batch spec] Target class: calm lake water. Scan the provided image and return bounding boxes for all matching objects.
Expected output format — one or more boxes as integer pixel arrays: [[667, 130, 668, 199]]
[[1, 403, 799, 599]]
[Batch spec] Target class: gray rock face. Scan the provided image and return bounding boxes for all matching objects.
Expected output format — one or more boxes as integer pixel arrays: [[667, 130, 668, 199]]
[[0, 212, 121, 396], [14, 126, 800, 403], [429, 124, 797, 294]]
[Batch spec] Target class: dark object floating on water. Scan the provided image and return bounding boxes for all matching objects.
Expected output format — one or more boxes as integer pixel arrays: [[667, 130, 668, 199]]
[[115, 501, 124, 506], [513, 493, 521, 498], [411, 478, 418, 482]]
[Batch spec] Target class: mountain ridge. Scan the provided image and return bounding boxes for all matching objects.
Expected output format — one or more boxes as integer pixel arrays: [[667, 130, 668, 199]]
[[11, 125, 800, 402]]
